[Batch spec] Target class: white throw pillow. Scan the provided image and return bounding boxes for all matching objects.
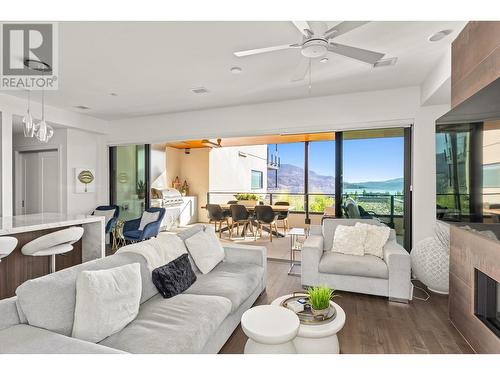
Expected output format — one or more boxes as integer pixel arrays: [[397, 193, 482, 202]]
[[355, 222, 391, 258], [332, 225, 367, 256], [184, 229, 225, 274], [93, 209, 115, 227], [72, 263, 141, 343], [138, 211, 160, 230]]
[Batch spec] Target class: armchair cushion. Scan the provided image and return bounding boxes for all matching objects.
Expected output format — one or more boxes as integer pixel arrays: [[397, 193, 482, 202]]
[[355, 222, 391, 258], [331, 225, 367, 256], [123, 230, 142, 240], [319, 252, 389, 279], [139, 211, 160, 230]]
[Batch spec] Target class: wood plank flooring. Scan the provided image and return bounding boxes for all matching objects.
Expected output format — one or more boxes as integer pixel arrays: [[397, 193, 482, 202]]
[[219, 260, 474, 354]]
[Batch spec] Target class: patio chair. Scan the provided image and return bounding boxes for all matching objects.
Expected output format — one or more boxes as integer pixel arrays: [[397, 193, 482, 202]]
[[92, 205, 120, 235], [254, 205, 280, 242], [230, 204, 254, 238], [123, 207, 166, 242], [274, 201, 290, 234], [206, 204, 231, 238]]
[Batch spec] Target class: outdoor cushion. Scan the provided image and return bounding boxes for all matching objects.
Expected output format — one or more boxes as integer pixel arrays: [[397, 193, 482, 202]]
[[99, 293, 231, 354], [0, 324, 125, 354], [184, 261, 264, 313], [319, 251, 389, 279], [15, 252, 157, 337]]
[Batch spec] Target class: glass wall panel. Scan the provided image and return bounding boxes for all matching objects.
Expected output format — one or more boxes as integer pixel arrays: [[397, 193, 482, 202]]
[[308, 140, 335, 213], [343, 128, 406, 246], [110, 144, 147, 221]]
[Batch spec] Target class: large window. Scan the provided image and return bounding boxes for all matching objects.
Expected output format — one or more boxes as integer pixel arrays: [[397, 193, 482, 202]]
[[343, 129, 406, 245], [267, 142, 305, 211], [308, 140, 335, 213]]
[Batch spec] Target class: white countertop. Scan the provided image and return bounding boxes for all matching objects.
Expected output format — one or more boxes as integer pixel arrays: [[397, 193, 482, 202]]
[[0, 213, 104, 236]]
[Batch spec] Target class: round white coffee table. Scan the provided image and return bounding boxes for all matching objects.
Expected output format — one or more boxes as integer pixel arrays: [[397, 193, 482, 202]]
[[271, 295, 346, 354], [241, 305, 300, 354]]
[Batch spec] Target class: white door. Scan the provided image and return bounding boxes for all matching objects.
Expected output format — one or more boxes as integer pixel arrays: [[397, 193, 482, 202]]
[[19, 150, 60, 214]]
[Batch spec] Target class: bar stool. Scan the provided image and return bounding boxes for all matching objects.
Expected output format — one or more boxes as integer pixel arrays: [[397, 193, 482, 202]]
[[21, 227, 84, 273], [0, 237, 18, 262]]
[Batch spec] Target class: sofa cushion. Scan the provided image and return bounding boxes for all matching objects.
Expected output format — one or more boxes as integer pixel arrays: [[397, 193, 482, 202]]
[[152, 254, 197, 298], [15, 252, 157, 337], [0, 297, 20, 330], [0, 325, 125, 354], [185, 229, 225, 274], [72, 263, 142, 343], [184, 261, 264, 313], [319, 251, 389, 279], [99, 293, 232, 354]]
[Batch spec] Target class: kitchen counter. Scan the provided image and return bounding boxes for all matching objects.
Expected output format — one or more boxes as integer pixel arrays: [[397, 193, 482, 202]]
[[0, 213, 105, 262]]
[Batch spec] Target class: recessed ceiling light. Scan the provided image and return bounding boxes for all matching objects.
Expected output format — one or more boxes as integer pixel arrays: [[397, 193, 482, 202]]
[[320, 57, 329, 63], [428, 29, 453, 42], [74, 105, 90, 110], [373, 57, 398, 68], [191, 87, 209, 94], [230, 66, 242, 74]]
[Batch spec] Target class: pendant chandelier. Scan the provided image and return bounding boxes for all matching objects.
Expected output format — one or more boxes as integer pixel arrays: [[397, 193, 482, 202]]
[[22, 59, 54, 143]]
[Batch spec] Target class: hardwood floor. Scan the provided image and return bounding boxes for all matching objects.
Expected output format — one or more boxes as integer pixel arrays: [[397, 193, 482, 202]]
[[219, 260, 474, 354]]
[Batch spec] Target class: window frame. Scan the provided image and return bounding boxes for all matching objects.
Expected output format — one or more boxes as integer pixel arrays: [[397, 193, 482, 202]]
[[251, 169, 263, 190]]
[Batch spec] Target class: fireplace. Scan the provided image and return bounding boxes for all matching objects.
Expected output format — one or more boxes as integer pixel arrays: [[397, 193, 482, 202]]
[[475, 269, 500, 338]]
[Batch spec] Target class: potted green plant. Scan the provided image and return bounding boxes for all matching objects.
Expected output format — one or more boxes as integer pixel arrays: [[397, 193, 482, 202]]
[[307, 286, 337, 317], [234, 193, 261, 207], [136, 180, 146, 199]]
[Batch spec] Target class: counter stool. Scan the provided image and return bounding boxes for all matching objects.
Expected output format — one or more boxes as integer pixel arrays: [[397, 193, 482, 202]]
[[0, 236, 18, 262], [21, 227, 84, 273], [241, 305, 300, 354]]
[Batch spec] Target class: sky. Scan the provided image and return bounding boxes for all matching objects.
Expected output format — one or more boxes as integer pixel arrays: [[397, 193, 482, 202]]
[[274, 137, 404, 182]]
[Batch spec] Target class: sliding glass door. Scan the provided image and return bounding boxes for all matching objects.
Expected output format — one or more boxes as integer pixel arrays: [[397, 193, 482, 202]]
[[109, 144, 150, 221], [340, 128, 410, 248]]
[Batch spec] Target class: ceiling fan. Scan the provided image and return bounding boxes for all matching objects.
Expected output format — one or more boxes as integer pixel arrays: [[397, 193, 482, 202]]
[[234, 21, 386, 82]]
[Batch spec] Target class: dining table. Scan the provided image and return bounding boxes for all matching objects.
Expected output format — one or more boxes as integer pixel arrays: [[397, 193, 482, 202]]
[[204, 204, 294, 238]]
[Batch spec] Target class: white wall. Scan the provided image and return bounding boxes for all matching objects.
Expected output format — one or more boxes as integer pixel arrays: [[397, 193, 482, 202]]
[[1, 92, 109, 217], [209, 145, 268, 194]]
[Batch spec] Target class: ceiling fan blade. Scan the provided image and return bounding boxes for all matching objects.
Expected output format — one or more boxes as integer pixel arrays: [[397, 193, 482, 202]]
[[292, 21, 313, 37], [290, 57, 311, 82], [324, 21, 370, 39], [328, 43, 385, 64], [234, 44, 299, 57]]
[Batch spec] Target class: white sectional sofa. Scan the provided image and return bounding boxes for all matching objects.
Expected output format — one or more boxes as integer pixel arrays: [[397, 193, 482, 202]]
[[0, 225, 267, 354], [301, 219, 413, 303]]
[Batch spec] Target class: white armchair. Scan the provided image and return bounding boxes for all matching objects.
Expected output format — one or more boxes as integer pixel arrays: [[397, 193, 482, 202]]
[[302, 219, 413, 303]]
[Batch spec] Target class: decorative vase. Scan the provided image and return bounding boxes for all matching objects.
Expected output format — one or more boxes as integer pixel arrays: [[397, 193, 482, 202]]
[[311, 306, 329, 317]]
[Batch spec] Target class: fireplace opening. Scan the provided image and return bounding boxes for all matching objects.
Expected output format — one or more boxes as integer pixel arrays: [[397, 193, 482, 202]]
[[474, 269, 500, 338]]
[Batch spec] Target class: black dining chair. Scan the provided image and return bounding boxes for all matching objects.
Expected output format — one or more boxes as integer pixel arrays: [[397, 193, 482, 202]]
[[227, 200, 238, 205], [274, 201, 290, 234], [230, 204, 254, 238], [254, 205, 280, 242], [206, 204, 231, 238]]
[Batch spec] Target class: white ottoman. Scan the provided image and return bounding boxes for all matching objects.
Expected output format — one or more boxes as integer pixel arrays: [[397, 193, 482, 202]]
[[272, 295, 346, 354], [241, 305, 300, 354]]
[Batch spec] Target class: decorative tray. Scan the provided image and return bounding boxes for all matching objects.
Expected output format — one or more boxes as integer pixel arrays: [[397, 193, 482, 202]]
[[280, 292, 336, 325]]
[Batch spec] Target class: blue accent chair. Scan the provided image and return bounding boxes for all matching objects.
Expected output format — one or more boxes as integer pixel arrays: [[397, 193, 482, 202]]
[[92, 205, 120, 234], [123, 207, 166, 242]]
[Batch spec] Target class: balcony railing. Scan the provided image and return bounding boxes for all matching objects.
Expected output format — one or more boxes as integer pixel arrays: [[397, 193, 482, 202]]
[[207, 191, 405, 226]]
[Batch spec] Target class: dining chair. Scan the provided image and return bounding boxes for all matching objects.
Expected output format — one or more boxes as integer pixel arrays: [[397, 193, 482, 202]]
[[274, 201, 290, 234], [227, 200, 238, 204], [230, 204, 254, 238], [254, 205, 280, 242], [206, 204, 231, 238]]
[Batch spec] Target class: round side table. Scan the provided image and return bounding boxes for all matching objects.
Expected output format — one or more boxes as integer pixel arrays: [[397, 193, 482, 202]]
[[241, 305, 300, 354], [271, 295, 346, 354]]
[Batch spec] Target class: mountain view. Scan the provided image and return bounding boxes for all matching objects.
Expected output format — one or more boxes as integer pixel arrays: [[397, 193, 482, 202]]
[[268, 164, 404, 194]]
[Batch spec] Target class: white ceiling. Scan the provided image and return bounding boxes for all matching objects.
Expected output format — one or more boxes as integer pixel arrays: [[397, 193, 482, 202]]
[[7, 21, 466, 120]]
